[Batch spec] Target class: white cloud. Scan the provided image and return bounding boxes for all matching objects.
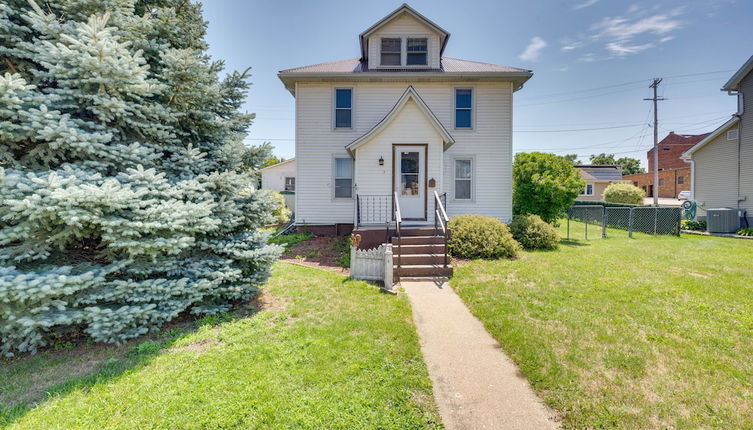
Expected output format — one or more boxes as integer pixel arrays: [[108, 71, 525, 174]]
[[592, 14, 683, 42], [605, 42, 654, 56], [573, 0, 599, 10], [519, 37, 548, 62], [561, 41, 582, 51], [553, 66, 570, 72]]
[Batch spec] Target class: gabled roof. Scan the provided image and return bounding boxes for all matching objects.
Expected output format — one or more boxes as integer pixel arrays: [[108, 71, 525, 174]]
[[345, 86, 454, 156], [359, 4, 450, 60], [681, 117, 740, 159], [259, 158, 295, 172], [574, 165, 623, 182], [722, 55, 753, 92]]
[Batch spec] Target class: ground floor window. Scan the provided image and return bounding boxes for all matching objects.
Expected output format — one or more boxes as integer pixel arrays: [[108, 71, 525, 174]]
[[581, 183, 594, 196], [284, 177, 295, 192], [454, 158, 472, 200], [334, 157, 353, 198], [678, 175, 684, 185]]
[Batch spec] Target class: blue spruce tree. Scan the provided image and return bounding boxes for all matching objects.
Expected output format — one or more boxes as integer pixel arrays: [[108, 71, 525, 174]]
[[0, 0, 282, 354]]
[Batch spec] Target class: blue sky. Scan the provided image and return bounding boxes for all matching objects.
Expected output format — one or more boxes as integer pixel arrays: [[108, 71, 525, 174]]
[[201, 0, 751, 167]]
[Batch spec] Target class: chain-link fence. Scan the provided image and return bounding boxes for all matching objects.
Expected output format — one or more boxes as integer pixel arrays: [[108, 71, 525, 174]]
[[566, 205, 682, 240]]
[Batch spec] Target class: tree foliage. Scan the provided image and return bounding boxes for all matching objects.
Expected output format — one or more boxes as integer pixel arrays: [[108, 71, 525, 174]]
[[0, 0, 281, 354], [589, 153, 645, 175], [513, 152, 585, 224]]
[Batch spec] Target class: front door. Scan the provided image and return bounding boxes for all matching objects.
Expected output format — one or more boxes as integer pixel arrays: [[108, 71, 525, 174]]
[[394, 145, 426, 220]]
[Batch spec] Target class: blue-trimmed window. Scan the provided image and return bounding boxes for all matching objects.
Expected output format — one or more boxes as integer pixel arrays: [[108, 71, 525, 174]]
[[455, 88, 472, 128], [335, 88, 352, 128]]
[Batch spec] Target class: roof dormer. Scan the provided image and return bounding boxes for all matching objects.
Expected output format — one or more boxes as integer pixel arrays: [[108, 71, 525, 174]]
[[359, 4, 449, 70]]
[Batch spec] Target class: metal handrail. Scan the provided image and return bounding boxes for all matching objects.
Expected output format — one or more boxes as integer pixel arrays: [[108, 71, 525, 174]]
[[433, 191, 450, 268], [393, 191, 402, 281]]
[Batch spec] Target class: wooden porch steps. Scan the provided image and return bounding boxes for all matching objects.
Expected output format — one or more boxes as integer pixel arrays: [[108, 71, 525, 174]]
[[391, 231, 452, 279]]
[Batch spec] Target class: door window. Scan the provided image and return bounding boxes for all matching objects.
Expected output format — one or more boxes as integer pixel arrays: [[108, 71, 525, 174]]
[[400, 151, 420, 196]]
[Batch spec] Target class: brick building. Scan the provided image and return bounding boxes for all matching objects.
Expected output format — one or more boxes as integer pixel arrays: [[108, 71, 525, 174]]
[[625, 131, 709, 198]]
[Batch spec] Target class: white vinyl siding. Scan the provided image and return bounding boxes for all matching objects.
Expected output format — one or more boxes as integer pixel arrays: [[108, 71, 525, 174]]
[[260, 160, 296, 192], [295, 81, 514, 225], [693, 132, 739, 217]]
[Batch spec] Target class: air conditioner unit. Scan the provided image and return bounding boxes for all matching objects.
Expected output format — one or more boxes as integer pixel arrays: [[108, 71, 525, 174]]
[[706, 208, 740, 233]]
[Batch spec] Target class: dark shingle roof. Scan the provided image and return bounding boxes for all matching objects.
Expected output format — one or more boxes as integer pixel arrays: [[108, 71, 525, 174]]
[[575, 165, 623, 182]]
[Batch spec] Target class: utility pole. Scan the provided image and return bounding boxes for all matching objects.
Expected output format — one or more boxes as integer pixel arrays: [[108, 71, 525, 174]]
[[644, 78, 665, 206]]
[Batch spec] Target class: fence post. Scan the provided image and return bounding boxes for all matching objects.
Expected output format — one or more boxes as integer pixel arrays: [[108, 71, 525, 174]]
[[567, 209, 571, 240], [602, 207, 607, 238], [628, 208, 634, 238], [384, 244, 393, 291]]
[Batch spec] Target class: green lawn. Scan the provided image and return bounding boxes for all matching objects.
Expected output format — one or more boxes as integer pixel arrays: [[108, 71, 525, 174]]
[[452, 231, 753, 429], [1, 263, 441, 429]]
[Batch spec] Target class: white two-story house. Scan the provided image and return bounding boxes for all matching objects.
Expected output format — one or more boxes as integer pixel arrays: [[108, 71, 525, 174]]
[[278, 4, 532, 239]]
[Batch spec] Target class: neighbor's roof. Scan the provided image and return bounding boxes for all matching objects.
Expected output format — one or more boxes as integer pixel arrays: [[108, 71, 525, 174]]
[[278, 57, 532, 94], [722, 55, 753, 92], [259, 158, 295, 172], [575, 165, 623, 182], [346, 86, 454, 155], [650, 131, 711, 150], [682, 117, 740, 159], [359, 4, 450, 60]]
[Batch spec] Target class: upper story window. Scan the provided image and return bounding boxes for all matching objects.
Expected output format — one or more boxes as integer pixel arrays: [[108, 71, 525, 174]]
[[455, 88, 473, 129], [334, 88, 352, 128], [580, 184, 594, 196], [380, 38, 401, 66], [406, 38, 427, 65], [727, 129, 739, 140]]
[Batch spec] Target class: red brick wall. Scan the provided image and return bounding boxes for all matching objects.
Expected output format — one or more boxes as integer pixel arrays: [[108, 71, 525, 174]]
[[624, 167, 690, 198], [647, 132, 709, 172]]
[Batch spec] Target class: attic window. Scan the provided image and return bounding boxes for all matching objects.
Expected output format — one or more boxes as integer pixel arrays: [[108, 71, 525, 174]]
[[727, 129, 739, 140], [406, 38, 427, 65], [381, 38, 401, 66], [662, 147, 670, 150]]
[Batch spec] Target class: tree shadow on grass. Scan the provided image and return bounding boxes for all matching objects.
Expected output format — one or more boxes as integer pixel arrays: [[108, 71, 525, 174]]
[[0, 296, 267, 427]]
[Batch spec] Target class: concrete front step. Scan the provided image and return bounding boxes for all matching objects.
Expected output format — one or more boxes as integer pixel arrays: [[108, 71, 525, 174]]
[[399, 276, 450, 283], [395, 264, 453, 278], [393, 244, 445, 254], [391, 235, 444, 245], [395, 253, 449, 265]]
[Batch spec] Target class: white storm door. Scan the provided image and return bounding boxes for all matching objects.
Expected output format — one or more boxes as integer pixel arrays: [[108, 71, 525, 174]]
[[394, 145, 426, 220]]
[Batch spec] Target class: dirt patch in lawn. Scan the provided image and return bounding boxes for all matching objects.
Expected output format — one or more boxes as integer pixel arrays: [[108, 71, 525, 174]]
[[279, 236, 350, 276]]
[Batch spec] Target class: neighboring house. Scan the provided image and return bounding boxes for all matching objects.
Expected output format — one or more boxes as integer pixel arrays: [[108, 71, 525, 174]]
[[624, 131, 707, 198], [277, 4, 532, 236], [574, 165, 627, 201], [682, 55, 752, 225], [260, 158, 296, 213]]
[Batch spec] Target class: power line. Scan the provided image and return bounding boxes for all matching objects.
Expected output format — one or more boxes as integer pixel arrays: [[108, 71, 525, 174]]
[[513, 124, 643, 133]]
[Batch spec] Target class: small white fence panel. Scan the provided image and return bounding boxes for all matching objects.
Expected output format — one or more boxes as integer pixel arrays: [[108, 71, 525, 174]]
[[350, 244, 393, 289]]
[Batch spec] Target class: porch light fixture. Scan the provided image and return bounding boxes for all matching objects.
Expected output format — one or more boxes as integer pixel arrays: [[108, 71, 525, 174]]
[[378, 156, 384, 166]]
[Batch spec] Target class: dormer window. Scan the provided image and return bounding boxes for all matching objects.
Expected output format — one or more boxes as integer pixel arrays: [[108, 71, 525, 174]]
[[381, 38, 401, 66], [406, 38, 427, 65]]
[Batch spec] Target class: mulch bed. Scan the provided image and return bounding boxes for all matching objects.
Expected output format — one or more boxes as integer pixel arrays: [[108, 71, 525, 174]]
[[279, 236, 350, 276]]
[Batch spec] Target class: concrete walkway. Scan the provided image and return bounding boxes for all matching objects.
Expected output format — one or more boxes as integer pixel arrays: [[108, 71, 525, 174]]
[[402, 281, 559, 430]]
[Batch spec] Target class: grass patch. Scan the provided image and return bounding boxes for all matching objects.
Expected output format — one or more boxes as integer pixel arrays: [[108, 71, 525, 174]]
[[452, 230, 753, 429], [1, 263, 441, 429]]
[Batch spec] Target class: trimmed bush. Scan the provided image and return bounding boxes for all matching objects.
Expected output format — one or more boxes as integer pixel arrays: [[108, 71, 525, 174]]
[[510, 215, 560, 250], [682, 220, 707, 231], [448, 215, 520, 259], [603, 183, 645, 205]]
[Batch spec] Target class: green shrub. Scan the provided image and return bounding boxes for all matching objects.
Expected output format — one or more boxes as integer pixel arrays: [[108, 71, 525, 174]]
[[510, 215, 560, 250], [448, 215, 520, 259], [737, 227, 753, 237], [681, 220, 707, 231], [513, 152, 585, 223], [603, 183, 645, 205], [268, 191, 292, 224]]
